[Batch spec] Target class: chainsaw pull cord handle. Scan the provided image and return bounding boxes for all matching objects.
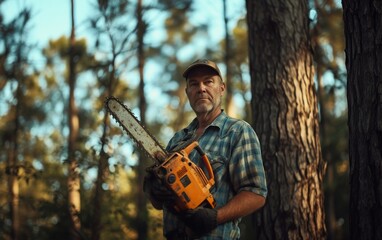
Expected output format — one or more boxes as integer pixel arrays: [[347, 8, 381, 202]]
[[183, 141, 215, 186]]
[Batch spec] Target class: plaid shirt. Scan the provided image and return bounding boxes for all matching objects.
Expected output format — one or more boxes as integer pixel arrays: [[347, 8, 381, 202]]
[[163, 111, 267, 239]]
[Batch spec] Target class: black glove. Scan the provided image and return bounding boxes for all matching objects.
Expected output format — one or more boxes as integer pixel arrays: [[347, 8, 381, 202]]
[[181, 207, 218, 236], [143, 172, 175, 205]]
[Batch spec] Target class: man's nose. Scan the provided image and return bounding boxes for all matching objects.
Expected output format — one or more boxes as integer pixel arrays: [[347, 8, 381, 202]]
[[196, 82, 206, 92]]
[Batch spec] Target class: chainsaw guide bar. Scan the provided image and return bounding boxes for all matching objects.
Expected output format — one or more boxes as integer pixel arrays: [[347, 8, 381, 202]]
[[105, 96, 167, 165]]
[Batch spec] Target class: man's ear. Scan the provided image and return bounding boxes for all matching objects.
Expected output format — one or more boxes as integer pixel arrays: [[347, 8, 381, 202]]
[[220, 82, 226, 95], [184, 80, 189, 92]]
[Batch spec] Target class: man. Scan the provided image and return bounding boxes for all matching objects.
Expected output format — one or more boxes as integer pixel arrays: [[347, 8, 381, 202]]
[[144, 59, 267, 239]]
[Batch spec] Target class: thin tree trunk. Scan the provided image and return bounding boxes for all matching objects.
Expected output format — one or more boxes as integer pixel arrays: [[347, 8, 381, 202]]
[[343, 0, 382, 239], [136, 0, 149, 238], [246, 0, 326, 239], [91, 107, 112, 240], [7, 84, 21, 240], [91, 27, 117, 240], [4, 8, 32, 239], [67, 0, 81, 239], [7, 149, 19, 240], [223, 0, 235, 117], [91, 89, 113, 240]]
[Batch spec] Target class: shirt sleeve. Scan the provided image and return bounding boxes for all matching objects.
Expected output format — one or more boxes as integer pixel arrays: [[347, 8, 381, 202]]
[[229, 121, 268, 198]]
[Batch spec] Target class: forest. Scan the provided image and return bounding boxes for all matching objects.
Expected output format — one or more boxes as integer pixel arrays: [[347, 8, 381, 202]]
[[1, 0, 381, 240]]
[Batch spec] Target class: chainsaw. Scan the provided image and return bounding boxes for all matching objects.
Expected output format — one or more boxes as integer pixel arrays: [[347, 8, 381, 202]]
[[105, 96, 216, 212]]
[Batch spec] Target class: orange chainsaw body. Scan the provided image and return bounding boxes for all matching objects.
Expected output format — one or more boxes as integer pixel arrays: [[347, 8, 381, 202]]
[[153, 141, 216, 212]]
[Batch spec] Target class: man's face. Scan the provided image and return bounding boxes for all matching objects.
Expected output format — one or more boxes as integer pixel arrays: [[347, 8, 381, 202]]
[[185, 66, 225, 115]]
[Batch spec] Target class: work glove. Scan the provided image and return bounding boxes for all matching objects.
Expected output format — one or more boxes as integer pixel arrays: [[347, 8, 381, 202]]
[[143, 171, 175, 205], [181, 207, 218, 236]]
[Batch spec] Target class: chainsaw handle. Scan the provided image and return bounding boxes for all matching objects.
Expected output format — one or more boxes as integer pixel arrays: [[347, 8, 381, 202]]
[[182, 141, 215, 185]]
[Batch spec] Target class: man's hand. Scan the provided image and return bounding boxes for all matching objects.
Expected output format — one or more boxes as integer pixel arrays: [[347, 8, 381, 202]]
[[182, 207, 218, 235], [143, 172, 175, 208]]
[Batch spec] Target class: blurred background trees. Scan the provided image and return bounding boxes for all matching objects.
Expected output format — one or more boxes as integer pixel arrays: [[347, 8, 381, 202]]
[[0, 0, 349, 239]]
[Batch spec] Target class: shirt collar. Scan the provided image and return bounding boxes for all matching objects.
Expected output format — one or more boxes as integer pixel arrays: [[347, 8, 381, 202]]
[[184, 110, 227, 134]]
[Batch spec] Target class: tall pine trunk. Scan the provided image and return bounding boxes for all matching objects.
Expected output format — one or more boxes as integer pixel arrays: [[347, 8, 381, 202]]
[[7, 83, 21, 240], [246, 0, 326, 239], [3, 7, 33, 239], [136, 0, 149, 238], [343, 0, 382, 239], [67, 0, 81, 239], [91, 73, 113, 240], [222, 0, 234, 117]]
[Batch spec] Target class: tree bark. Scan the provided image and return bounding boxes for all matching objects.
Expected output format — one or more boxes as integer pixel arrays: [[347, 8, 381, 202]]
[[343, 0, 382, 239], [246, 0, 326, 239]]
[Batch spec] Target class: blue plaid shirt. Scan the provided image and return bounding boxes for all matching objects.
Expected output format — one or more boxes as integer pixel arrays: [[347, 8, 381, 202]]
[[163, 111, 267, 239]]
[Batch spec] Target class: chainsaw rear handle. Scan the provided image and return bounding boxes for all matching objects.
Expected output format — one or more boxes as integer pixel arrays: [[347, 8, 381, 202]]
[[182, 141, 215, 186]]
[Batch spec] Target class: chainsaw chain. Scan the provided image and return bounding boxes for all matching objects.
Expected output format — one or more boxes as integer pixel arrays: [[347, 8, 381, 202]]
[[105, 96, 166, 164]]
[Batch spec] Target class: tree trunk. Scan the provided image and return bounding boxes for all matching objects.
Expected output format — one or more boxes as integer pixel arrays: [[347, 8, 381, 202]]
[[222, 0, 235, 117], [136, 0, 149, 239], [67, 0, 81, 239], [7, 148, 19, 240], [342, 1, 382, 239], [7, 85, 21, 240], [246, 0, 326, 239], [91, 35, 115, 240], [91, 113, 111, 240]]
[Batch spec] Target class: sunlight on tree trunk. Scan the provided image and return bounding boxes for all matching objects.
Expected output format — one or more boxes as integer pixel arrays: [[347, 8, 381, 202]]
[[7, 138, 19, 240], [67, 0, 81, 239]]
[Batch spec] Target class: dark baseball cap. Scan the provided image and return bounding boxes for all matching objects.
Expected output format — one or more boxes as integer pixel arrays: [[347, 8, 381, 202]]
[[182, 59, 223, 80]]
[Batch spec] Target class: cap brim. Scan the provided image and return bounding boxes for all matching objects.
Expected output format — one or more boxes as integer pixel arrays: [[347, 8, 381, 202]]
[[182, 63, 221, 79]]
